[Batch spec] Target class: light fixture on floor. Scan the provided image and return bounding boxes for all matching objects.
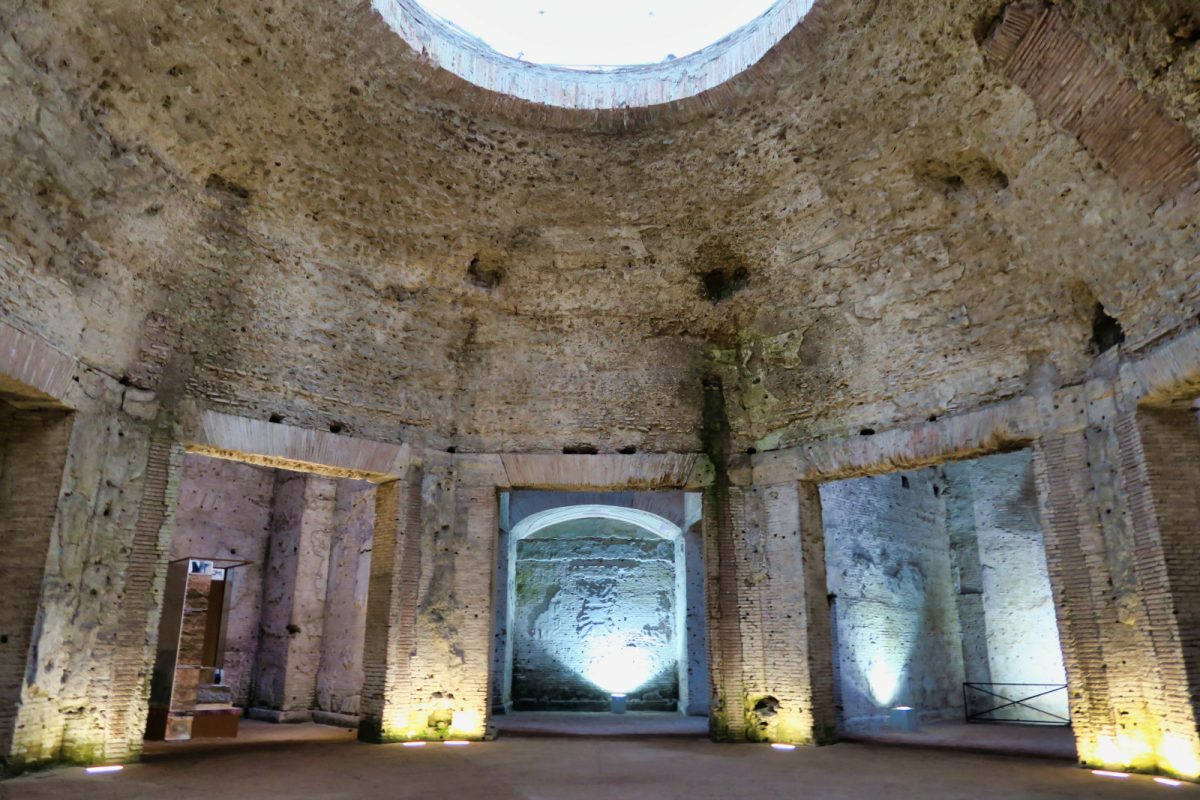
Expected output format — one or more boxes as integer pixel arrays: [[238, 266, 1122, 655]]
[[444, 740, 470, 747], [402, 741, 427, 748], [771, 743, 797, 751], [85, 765, 123, 775], [1092, 770, 1130, 779], [1155, 777, 1183, 787], [611, 693, 627, 714]]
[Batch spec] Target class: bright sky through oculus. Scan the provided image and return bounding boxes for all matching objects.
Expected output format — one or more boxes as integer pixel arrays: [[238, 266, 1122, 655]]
[[416, 0, 780, 68]]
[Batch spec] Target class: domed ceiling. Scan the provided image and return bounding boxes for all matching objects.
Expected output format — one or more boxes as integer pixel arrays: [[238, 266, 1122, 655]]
[[0, 0, 1196, 454]]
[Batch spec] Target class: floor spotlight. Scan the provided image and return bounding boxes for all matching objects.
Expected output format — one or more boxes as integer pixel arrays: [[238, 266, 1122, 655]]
[[85, 765, 123, 775]]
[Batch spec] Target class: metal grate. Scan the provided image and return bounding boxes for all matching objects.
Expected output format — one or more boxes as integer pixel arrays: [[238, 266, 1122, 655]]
[[963, 682, 1070, 726]]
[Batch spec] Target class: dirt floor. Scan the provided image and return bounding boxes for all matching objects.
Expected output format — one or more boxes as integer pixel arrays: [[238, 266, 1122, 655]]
[[2, 720, 1193, 799]]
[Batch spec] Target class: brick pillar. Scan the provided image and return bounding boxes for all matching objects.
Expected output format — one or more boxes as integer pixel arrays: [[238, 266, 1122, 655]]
[[0, 408, 72, 764], [705, 479, 835, 744], [102, 438, 184, 761], [358, 477, 422, 742], [1032, 430, 1124, 767], [1032, 421, 1200, 778], [750, 481, 835, 744], [358, 469, 495, 743], [252, 473, 336, 721], [450, 483, 497, 737], [1114, 408, 1200, 778], [704, 482, 748, 740]]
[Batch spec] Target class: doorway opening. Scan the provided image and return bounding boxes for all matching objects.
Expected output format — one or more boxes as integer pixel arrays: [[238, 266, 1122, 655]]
[[820, 449, 1074, 759], [490, 490, 708, 737], [144, 453, 376, 752]]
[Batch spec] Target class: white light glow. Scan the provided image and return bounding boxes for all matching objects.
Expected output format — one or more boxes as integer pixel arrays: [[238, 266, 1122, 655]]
[[582, 635, 659, 694], [867, 661, 901, 706], [1155, 777, 1184, 787], [416, 0, 779, 68], [771, 743, 797, 751], [1092, 770, 1131, 779], [444, 740, 471, 747], [402, 741, 427, 748], [85, 765, 123, 775]]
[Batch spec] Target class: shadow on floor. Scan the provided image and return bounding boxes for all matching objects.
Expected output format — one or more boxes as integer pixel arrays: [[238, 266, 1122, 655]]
[[840, 721, 1077, 761], [142, 719, 356, 761], [492, 711, 709, 738]]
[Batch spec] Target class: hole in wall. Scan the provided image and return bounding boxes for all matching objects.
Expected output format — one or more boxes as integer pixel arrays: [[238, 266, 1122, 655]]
[[268, 413, 284, 424], [859, 428, 876, 436], [617, 445, 638, 455], [694, 238, 751, 303], [745, 447, 758, 455], [701, 266, 750, 303], [914, 151, 1009, 197], [1091, 303, 1126, 354], [446, 446, 457, 454], [467, 252, 504, 290], [562, 444, 599, 455], [974, 6, 1009, 46], [328, 423, 344, 434], [204, 172, 251, 201], [1172, 14, 1199, 44]]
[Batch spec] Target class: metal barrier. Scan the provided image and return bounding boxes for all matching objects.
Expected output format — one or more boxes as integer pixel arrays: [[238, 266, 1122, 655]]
[[962, 682, 1070, 725]]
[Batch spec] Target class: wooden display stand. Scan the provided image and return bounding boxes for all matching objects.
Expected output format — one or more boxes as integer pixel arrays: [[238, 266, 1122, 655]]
[[146, 558, 248, 741]]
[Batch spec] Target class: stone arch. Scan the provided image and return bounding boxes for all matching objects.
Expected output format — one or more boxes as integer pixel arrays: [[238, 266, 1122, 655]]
[[511, 504, 682, 542]]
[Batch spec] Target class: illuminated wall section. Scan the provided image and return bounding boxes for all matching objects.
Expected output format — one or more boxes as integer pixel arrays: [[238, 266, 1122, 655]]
[[511, 518, 678, 710], [822, 470, 965, 730]]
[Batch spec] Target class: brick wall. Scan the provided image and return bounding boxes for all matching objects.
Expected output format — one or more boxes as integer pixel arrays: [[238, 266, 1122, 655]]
[[358, 477, 422, 741], [0, 404, 71, 762]]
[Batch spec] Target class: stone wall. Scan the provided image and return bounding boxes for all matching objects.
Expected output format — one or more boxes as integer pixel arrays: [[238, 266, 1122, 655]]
[[512, 526, 678, 711], [821, 470, 965, 730], [316, 480, 375, 718], [168, 454, 275, 706], [822, 453, 1066, 731], [946, 451, 1067, 722]]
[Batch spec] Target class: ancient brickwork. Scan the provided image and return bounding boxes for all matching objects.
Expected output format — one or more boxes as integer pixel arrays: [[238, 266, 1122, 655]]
[[754, 482, 835, 743], [946, 452, 1066, 719], [704, 484, 747, 740], [0, 406, 72, 762], [102, 439, 184, 761], [358, 478, 423, 741], [511, 532, 677, 711], [1033, 427, 1158, 771], [1115, 408, 1200, 777], [985, 4, 1200, 210]]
